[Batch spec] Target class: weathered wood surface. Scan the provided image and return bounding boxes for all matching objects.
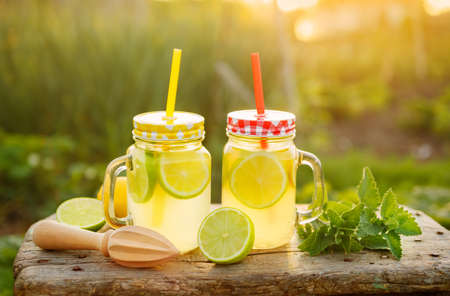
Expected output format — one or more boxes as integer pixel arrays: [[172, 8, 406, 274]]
[[14, 205, 450, 296]]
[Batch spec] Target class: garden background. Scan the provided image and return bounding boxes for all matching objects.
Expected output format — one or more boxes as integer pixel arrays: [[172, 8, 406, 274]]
[[0, 0, 449, 294]]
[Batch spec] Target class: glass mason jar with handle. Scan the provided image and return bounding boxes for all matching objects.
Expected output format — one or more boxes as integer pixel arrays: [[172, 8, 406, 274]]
[[104, 111, 211, 254], [222, 109, 326, 249]]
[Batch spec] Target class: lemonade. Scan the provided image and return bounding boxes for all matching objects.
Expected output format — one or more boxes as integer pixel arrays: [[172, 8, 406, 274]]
[[127, 144, 210, 253], [103, 111, 211, 254], [222, 109, 325, 249], [222, 136, 297, 249]]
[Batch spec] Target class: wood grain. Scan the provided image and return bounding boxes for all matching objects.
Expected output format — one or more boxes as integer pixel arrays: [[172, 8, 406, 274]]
[[14, 205, 450, 295]]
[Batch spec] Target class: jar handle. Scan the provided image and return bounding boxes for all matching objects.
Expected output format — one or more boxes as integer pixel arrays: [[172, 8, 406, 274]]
[[103, 155, 130, 229], [296, 149, 326, 224]]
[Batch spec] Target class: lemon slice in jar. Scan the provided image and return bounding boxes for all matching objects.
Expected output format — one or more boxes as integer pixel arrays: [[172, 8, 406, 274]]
[[230, 152, 287, 209], [159, 151, 210, 199], [128, 150, 158, 203]]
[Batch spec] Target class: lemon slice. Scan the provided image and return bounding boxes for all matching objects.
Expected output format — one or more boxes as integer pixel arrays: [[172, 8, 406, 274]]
[[230, 152, 287, 209], [159, 151, 210, 199], [56, 197, 105, 231], [128, 150, 158, 203], [198, 207, 254, 264]]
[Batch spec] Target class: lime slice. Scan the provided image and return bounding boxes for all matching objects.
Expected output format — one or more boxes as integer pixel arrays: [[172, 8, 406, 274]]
[[56, 197, 105, 231], [230, 152, 287, 209], [198, 207, 254, 264], [128, 150, 158, 203], [159, 151, 210, 199]]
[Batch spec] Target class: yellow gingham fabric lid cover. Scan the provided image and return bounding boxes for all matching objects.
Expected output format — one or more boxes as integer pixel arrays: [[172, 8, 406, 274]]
[[132, 111, 204, 141]]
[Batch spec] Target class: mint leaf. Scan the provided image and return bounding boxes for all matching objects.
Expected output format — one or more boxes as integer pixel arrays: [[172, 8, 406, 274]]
[[327, 209, 343, 227], [380, 189, 398, 219], [357, 208, 383, 237], [336, 189, 360, 206], [358, 167, 381, 210], [350, 238, 364, 252], [297, 167, 422, 259], [298, 225, 334, 256], [341, 204, 362, 229], [334, 230, 343, 245], [361, 235, 388, 250], [384, 216, 400, 231], [380, 190, 422, 235], [395, 208, 422, 236], [341, 234, 352, 253], [297, 223, 313, 239], [327, 201, 351, 215], [327, 236, 363, 253], [383, 231, 402, 259]]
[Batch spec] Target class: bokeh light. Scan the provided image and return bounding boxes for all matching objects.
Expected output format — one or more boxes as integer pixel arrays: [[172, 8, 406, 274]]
[[424, 0, 450, 16], [295, 19, 317, 42], [277, 0, 319, 12]]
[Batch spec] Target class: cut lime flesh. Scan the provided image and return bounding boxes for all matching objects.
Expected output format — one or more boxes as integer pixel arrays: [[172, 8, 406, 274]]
[[159, 151, 210, 199], [230, 152, 287, 209], [198, 207, 254, 264], [56, 197, 105, 231]]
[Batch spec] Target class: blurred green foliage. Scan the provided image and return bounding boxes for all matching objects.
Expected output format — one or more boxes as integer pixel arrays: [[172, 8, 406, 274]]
[[0, 130, 103, 224], [408, 186, 450, 227], [399, 87, 450, 137], [1, 0, 449, 159], [0, 235, 22, 296]]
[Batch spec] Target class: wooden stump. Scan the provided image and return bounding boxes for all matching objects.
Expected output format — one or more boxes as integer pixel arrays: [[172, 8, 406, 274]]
[[13, 205, 450, 295]]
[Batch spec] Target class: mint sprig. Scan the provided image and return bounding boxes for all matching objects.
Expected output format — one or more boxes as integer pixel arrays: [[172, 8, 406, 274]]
[[298, 167, 422, 259]]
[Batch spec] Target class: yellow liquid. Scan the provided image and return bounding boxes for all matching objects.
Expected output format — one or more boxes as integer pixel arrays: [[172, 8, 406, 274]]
[[222, 140, 297, 249], [127, 145, 211, 254]]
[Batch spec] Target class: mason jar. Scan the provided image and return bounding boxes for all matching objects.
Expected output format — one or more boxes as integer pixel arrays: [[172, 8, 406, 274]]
[[104, 111, 211, 254], [222, 109, 325, 249]]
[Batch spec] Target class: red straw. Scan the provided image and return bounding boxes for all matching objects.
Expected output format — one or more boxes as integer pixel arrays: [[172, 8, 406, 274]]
[[251, 52, 265, 116], [251, 52, 268, 149]]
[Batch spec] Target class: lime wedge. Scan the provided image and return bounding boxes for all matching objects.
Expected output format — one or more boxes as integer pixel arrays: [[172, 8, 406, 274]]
[[56, 197, 105, 231], [128, 150, 158, 203], [230, 152, 287, 209], [159, 151, 210, 199], [198, 207, 254, 264]]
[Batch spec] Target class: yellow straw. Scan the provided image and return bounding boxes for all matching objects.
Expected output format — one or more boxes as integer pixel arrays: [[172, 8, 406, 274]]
[[165, 48, 182, 118]]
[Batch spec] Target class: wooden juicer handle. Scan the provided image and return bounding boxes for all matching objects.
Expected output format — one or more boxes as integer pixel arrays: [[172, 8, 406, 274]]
[[33, 220, 111, 257]]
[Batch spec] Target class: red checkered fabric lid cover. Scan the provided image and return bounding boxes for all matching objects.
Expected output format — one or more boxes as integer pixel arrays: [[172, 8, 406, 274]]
[[227, 109, 296, 138]]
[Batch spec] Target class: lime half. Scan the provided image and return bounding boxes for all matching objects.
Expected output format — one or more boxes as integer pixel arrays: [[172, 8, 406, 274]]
[[56, 197, 105, 231], [198, 207, 254, 264], [159, 151, 210, 199], [230, 152, 287, 209], [128, 150, 158, 203]]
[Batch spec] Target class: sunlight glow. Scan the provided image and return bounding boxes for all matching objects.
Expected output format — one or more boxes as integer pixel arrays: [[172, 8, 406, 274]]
[[424, 0, 450, 16], [295, 19, 316, 42], [277, 0, 319, 12], [241, 0, 272, 5]]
